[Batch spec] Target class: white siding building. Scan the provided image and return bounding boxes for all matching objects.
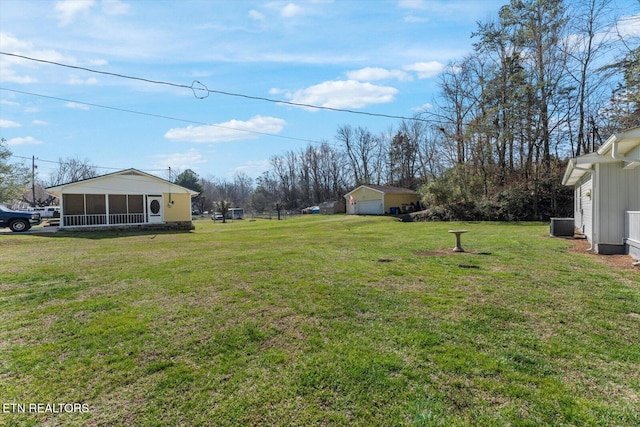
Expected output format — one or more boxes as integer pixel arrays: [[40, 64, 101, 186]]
[[563, 127, 640, 258]]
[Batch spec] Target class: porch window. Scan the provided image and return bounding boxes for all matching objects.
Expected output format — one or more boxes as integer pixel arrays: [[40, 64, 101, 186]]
[[63, 194, 84, 215], [108, 194, 145, 224], [86, 194, 107, 225], [62, 194, 146, 227]]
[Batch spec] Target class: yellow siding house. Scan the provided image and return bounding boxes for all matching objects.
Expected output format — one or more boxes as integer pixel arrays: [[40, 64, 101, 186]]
[[46, 168, 199, 230]]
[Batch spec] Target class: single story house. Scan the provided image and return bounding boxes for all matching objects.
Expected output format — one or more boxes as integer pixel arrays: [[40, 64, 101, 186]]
[[344, 184, 420, 215], [46, 168, 199, 230], [562, 127, 640, 258]]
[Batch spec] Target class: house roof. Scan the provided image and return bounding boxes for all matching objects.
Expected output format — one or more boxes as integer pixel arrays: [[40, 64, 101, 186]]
[[46, 168, 200, 196], [344, 184, 419, 197], [562, 126, 640, 186], [597, 126, 640, 158]]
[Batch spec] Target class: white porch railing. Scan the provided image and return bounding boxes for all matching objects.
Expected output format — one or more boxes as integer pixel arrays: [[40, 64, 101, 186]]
[[63, 213, 146, 227], [626, 211, 640, 243], [63, 214, 107, 227], [109, 213, 145, 225]]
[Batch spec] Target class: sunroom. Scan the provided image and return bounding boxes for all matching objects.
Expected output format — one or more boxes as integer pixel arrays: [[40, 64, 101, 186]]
[[46, 169, 198, 230]]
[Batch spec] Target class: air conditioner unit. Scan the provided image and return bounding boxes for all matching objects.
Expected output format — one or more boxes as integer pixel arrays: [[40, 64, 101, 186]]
[[550, 218, 575, 237]]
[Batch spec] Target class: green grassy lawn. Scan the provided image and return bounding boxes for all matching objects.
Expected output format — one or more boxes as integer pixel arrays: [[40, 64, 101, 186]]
[[1, 216, 638, 426]]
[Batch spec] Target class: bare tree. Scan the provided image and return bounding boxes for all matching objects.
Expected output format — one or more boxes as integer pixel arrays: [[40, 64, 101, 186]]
[[47, 157, 97, 186], [336, 125, 380, 185], [564, 0, 616, 155]]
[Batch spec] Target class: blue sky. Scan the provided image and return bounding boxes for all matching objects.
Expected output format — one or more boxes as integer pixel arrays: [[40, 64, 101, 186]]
[[1, 0, 638, 182]]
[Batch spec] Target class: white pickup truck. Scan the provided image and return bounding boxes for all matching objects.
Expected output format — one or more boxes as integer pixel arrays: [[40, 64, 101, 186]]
[[29, 206, 60, 218]]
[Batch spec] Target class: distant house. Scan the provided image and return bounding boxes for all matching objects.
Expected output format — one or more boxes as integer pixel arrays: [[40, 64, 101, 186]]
[[562, 127, 640, 258], [319, 200, 345, 214], [344, 184, 420, 215], [46, 168, 199, 230]]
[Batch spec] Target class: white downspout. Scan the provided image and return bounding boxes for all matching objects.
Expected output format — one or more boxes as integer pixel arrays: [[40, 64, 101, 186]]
[[564, 159, 595, 251], [577, 169, 594, 252], [589, 168, 596, 252]]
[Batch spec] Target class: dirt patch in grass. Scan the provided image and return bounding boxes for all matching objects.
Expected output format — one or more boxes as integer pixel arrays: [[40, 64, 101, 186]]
[[567, 238, 640, 270]]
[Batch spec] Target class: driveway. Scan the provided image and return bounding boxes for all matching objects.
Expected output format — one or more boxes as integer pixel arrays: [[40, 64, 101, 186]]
[[0, 225, 60, 234]]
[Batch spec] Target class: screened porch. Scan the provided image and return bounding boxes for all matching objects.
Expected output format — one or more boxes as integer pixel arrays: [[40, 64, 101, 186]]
[[62, 194, 149, 227]]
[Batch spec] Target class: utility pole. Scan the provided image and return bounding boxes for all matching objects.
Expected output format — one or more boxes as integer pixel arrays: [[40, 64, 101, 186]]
[[31, 155, 37, 207]]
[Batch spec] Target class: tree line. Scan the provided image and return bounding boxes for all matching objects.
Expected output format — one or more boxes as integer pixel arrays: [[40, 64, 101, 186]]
[[234, 0, 639, 220]]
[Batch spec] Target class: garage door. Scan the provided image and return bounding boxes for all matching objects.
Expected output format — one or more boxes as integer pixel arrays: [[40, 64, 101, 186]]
[[358, 200, 383, 215]]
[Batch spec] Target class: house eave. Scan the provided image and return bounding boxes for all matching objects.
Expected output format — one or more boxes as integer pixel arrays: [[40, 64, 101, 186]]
[[562, 129, 640, 186], [597, 127, 640, 157], [562, 153, 601, 186]]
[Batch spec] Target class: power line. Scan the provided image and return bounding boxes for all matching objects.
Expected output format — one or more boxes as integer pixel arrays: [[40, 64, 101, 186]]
[[0, 51, 428, 123], [0, 87, 330, 146], [9, 154, 167, 173]]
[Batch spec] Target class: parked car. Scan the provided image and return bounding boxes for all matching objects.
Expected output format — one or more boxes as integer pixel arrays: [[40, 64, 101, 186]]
[[29, 206, 60, 218], [0, 205, 42, 232], [211, 212, 224, 221]]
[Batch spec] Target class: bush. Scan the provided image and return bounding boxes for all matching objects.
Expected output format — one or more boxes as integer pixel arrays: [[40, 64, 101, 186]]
[[420, 180, 573, 222]]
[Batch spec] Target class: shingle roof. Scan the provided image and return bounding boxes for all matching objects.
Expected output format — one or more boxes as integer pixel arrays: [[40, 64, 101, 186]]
[[360, 184, 418, 194], [344, 184, 418, 196]]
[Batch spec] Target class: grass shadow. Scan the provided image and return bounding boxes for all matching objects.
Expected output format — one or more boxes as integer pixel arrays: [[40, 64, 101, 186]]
[[5, 227, 194, 240]]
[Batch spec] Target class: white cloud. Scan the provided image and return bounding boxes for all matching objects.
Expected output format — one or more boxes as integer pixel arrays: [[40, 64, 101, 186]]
[[164, 116, 286, 143], [0, 32, 77, 84], [615, 13, 640, 39], [102, 0, 130, 15], [233, 159, 270, 177], [0, 33, 71, 64], [0, 33, 38, 83], [346, 67, 412, 82], [89, 58, 109, 66], [281, 3, 305, 18], [0, 119, 21, 128], [149, 148, 207, 171], [398, 0, 425, 9], [6, 136, 43, 146], [287, 80, 398, 109], [248, 9, 265, 21], [0, 99, 20, 107], [1, 69, 34, 84], [65, 102, 90, 110], [404, 61, 445, 79], [55, 0, 96, 26], [404, 15, 429, 23], [32, 120, 49, 126], [0, 32, 31, 51], [53, 0, 129, 27], [565, 14, 639, 55], [412, 102, 433, 112], [68, 76, 99, 85]]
